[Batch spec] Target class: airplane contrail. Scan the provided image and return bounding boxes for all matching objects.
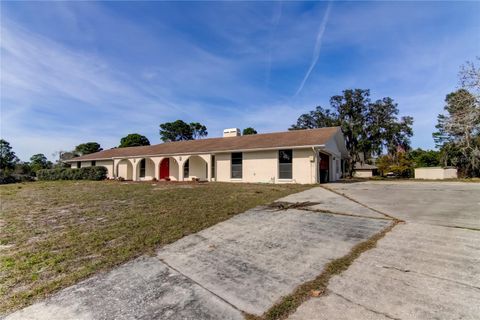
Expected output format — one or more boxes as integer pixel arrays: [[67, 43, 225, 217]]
[[295, 2, 332, 96]]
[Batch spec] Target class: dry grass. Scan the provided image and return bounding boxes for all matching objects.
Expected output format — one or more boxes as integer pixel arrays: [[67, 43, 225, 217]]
[[0, 180, 311, 314]]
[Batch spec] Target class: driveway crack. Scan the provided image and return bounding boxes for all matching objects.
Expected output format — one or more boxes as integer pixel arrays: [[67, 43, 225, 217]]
[[329, 290, 402, 320], [321, 186, 400, 221], [380, 265, 480, 290], [297, 207, 392, 221]]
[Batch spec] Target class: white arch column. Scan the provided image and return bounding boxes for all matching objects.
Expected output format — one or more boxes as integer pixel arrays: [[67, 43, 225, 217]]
[[113, 158, 125, 178], [129, 158, 139, 181], [199, 154, 212, 182], [173, 156, 187, 181], [150, 157, 164, 180], [112, 159, 119, 178]]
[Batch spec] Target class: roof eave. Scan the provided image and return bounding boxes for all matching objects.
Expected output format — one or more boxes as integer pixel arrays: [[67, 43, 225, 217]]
[[68, 144, 327, 162]]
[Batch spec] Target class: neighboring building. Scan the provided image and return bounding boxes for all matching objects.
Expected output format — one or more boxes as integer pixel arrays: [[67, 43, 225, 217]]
[[67, 127, 348, 184], [414, 167, 457, 180], [353, 162, 378, 178]]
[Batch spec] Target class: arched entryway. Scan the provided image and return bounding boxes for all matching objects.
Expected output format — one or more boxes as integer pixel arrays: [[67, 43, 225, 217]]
[[182, 155, 208, 181], [116, 159, 133, 180], [135, 158, 156, 180], [158, 158, 179, 181]]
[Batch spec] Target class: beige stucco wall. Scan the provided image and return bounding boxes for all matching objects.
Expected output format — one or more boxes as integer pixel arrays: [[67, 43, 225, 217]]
[[186, 156, 208, 181], [117, 160, 133, 180], [215, 153, 231, 182], [414, 167, 457, 180], [80, 162, 91, 168], [168, 158, 179, 181], [243, 150, 277, 183], [354, 170, 373, 178], [214, 148, 316, 184], [96, 160, 114, 178], [292, 149, 316, 184]]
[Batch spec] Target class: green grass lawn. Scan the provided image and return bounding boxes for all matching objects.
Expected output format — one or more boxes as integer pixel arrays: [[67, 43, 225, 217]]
[[0, 180, 311, 314]]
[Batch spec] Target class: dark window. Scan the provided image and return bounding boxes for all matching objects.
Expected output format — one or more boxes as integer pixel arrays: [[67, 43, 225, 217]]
[[77, 161, 81, 168], [211, 155, 216, 179], [139, 159, 146, 178], [91, 160, 96, 166], [184, 159, 189, 178], [279, 149, 293, 179], [231, 152, 242, 179]]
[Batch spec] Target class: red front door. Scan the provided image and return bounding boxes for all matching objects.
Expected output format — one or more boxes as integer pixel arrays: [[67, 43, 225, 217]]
[[160, 158, 169, 180]]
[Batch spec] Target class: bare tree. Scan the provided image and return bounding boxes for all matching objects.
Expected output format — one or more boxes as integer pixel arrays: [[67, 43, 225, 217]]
[[459, 56, 480, 95], [434, 59, 480, 177]]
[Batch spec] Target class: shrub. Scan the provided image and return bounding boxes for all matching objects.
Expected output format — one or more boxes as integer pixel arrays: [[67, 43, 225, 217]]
[[376, 152, 413, 178], [37, 166, 107, 181], [0, 173, 18, 184], [0, 170, 35, 184]]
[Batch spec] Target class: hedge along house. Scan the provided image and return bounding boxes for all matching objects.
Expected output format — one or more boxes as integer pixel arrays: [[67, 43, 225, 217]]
[[67, 127, 349, 184]]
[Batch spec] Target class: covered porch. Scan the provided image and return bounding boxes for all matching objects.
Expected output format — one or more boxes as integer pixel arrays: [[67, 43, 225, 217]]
[[113, 154, 214, 182]]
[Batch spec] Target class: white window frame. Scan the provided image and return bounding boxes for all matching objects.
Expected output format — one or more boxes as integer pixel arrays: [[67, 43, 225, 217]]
[[231, 152, 243, 179], [278, 149, 293, 180]]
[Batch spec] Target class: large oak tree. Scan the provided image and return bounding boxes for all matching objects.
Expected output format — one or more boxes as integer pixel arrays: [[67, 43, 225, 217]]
[[119, 134, 151, 148], [291, 89, 413, 176], [242, 127, 257, 135], [75, 142, 102, 155]]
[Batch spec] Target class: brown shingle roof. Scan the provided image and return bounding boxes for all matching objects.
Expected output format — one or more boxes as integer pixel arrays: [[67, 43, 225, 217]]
[[68, 127, 340, 161]]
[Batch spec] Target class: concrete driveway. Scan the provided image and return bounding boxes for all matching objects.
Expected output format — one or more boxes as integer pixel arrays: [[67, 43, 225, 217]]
[[290, 181, 480, 320], [4, 181, 479, 320], [327, 181, 480, 229]]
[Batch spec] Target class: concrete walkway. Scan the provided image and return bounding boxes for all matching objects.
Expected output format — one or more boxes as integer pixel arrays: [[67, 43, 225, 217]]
[[290, 181, 480, 320], [4, 187, 392, 319]]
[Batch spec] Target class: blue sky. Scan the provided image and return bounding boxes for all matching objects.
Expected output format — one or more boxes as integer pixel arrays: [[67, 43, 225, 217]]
[[1, 1, 479, 161]]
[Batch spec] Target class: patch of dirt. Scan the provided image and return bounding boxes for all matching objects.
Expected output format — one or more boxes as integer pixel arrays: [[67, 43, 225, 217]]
[[153, 184, 207, 190]]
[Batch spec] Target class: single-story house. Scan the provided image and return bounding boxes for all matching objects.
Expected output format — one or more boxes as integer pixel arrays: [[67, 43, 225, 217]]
[[353, 162, 378, 178], [67, 127, 349, 184]]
